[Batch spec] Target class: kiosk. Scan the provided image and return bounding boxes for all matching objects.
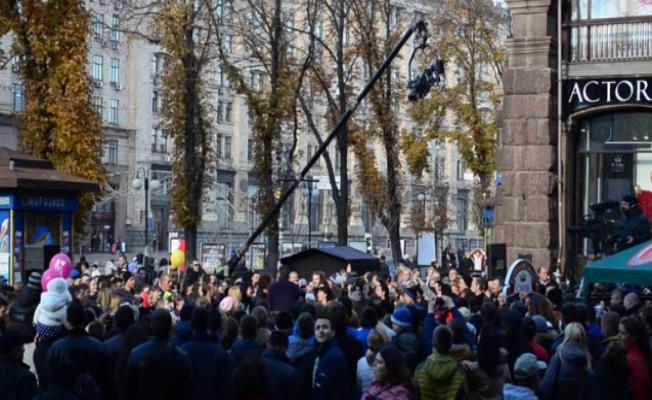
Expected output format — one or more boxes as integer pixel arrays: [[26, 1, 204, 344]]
[[0, 148, 100, 285]]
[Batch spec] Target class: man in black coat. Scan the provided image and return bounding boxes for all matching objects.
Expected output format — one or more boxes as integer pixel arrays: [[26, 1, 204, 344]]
[[618, 194, 651, 251], [0, 329, 38, 400], [262, 331, 298, 400], [126, 309, 192, 400], [181, 307, 230, 400], [267, 265, 300, 313], [46, 299, 109, 397]]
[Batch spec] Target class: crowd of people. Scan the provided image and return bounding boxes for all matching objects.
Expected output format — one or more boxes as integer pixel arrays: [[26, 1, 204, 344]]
[[0, 252, 651, 400]]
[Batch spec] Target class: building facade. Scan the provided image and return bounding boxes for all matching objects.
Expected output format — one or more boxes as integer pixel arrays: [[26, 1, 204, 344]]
[[0, 0, 485, 263], [496, 0, 652, 274]]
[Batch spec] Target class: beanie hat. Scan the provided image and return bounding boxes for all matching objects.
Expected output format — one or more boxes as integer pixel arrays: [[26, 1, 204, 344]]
[[531, 315, 550, 333], [403, 288, 417, 302], [69, 269, 80, 279], [27, 271, 42, 291], [219, 296, 235, 314], [391, 306, 412, 328], [622, 194, 638, 205]]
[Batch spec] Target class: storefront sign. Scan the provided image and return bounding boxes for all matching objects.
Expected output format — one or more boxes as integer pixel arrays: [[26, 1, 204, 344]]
[[16, 195, 77, 211], [565, 77, 652, 115], [504, 259, 537, 295]]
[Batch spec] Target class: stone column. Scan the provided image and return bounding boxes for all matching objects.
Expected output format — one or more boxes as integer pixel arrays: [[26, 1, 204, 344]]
[[494, 0, 559, 268]]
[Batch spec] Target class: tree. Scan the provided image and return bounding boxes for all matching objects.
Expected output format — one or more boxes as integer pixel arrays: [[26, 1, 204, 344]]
[[0, 0, 106, 237], [214, 0, 312, 272], [296, 0, 357, 246], [155, 1, 214, 263], [410, 0, 506, 191], [120, 0, 215, 262], [348, 0, 407, 263]]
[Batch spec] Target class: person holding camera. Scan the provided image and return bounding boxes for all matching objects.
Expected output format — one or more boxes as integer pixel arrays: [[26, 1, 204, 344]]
[[617, 194, 651, 251]]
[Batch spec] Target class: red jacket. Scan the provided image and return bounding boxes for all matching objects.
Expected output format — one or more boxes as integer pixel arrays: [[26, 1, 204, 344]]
[[625, 343, 651, 400]]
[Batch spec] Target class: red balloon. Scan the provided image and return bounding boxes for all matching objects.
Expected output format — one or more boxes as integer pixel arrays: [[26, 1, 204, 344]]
[[178, 240, 186, 252]]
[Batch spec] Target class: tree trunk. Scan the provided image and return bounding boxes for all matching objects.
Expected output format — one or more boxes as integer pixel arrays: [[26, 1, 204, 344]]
[[184, 226, 197, 266]]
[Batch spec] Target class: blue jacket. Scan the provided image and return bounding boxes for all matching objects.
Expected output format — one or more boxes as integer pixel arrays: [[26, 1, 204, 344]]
[[229, 337, 264, 366], [539, 342, 589, 400], [310, 339, 353, 400], [287, 336, 316, 364], [504, 383, 538, 400], [181, 332, 231, 400], [126, 337, 192, 400], [47, 329, 109, 396], [263, 348, 299, 400]]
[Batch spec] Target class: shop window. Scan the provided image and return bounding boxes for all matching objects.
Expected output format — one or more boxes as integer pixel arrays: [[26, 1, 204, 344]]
[[26, 212, 61, 246]]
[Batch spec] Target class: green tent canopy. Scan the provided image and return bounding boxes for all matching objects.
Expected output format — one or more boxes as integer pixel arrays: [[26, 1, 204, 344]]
[[583, 240, 652, 299]]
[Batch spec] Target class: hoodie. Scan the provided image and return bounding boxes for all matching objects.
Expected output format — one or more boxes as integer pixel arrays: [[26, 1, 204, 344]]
[[416, 352, 464, 400], [539, 342, 589, 400], [33, 278, 72, 328], [503, 384, 538, 400]]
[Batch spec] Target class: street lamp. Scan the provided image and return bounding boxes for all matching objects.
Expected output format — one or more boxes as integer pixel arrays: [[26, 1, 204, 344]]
[[301, 180, 319, 248], [131, 167, 161, 255]]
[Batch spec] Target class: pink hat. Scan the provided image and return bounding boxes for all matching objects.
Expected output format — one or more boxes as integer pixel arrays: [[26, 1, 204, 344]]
[[219, 296, 235, 313]]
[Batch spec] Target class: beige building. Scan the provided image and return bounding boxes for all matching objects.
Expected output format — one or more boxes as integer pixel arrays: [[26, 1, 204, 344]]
[[0, 0, 487, 263]]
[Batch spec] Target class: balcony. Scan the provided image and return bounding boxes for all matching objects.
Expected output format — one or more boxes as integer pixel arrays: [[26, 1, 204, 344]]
[[567, 17, 652, 63]]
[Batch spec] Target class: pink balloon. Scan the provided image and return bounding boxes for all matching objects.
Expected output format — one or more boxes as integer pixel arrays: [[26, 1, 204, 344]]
[[49, 253, 73, 278], [41, 268, 62, 291]]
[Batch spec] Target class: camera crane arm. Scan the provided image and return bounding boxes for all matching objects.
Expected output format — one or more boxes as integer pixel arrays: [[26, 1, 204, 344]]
[[233, 20, 440, 267]]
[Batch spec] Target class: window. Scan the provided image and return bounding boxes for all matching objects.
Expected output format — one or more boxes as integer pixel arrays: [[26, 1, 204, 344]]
[[111, 15, 120, 42], [307, 144, 319, 167], [248, 138, 254, 161], [151, 128, 168, 152], [216, 134, 222, 157], [223, 35, 233, 53], [93, 13, 103, 38], [390, 5, 404, 29], [456, 193, 468, 232], [109, 99, 119, 124], [216, 182, 232, 228], [217, 66, 230, 88], [217, 101, 224, 122], [91, 96, 103, 117], [435, 157, 446, 181], [246, 10, 262, 29], [92, 55, 103, 82], [151, 53, 164, 76], [225, 101, 232, 122], [250, 70, 263, 92], [456, 159, 465, 181], [110, 58, 119, 84], [12, 84, 25, 112], [224, 136, 232, 159], [107, 139, 118, 164], [217, 0, 234, 23], [152, 91, 159, 114]]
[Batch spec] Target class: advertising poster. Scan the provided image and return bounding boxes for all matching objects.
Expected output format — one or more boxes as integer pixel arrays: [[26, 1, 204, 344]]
[[201, 243, 225, 274], [0, 211, 9, 281], [250, 243, 266, 271]]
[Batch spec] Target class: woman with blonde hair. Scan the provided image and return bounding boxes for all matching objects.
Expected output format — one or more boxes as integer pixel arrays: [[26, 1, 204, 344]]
[[539, 322, 591, 400], [357, 328, 389, 395]]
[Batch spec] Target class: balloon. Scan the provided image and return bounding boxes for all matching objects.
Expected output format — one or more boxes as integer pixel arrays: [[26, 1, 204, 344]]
[[49, 253, 73, 278], [41, 268, 62, 291], [178, 240, 186, 252], [171, 250, 185, 268]]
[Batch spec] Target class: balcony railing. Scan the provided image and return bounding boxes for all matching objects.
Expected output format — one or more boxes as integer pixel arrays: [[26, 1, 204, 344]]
[[568, 17, 652, 63]]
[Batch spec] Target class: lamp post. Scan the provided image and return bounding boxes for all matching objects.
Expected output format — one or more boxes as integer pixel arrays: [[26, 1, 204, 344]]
[[131, 167, 161, 256], [301, 179, 319, 248]]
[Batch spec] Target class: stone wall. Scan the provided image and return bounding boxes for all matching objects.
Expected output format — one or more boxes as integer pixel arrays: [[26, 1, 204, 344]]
[[494, 0, 559, 268]]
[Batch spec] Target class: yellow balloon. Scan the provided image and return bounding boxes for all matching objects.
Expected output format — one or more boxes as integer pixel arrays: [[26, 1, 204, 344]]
[[171, 250, 185, 268]]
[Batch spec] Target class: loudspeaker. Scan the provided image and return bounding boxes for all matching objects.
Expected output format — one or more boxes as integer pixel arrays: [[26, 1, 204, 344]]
[[487, 243, 506, 280]]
